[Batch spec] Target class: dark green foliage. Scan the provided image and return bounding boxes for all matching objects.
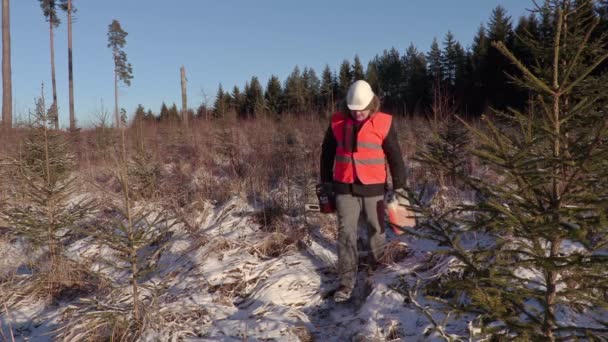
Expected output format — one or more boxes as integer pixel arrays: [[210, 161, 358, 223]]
[[107, 19, 133, 87], [217, 2, 608, 119], [157, 102, 180, 122], [244, 76, 264, 118], [169, 103, 179, 121], [415, 117, 470, 188], [264, 76, 283, 117], [158, 102, 169, 121], [127, 150, 160, 200], [415, 2, 608, 340], [337, 59, 352, 101], [403, 44, 430, 113], [302, 67, 320, 113], [470, 24, 490, 114], [284, 66, 306, 114], [320, 64, 337, 115], [230, 85, 245, 116], [375, 48, 403, 114], [365, 60, 379, 93], [485, 5, 516, 111], [145, 109, 155, 121], [352, 54, 365, 81], [38, 0, 60, 26], [131, 104, 148, 125], [213, 83, 229, 118], [440, 31, 459, 86], [427, 38, 443, 83], [0, 97, 92, 293]]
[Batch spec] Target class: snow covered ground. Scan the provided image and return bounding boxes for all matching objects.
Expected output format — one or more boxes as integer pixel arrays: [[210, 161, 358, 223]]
[[0, 195, 481, 341]]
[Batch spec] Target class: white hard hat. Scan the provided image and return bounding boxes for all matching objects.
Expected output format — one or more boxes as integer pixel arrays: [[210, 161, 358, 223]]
[[346, 80, 374, 111]]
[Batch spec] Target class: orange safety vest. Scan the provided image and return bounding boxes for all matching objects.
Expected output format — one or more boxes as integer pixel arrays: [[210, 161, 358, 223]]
[[331, 111, 392, 184]]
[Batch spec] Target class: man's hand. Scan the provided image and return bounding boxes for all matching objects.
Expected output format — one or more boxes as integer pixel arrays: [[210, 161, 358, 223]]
[[394, 188, 410, 206]]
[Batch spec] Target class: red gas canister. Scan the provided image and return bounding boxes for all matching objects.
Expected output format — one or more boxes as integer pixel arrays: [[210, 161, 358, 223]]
[[316, 184, 336, 214]]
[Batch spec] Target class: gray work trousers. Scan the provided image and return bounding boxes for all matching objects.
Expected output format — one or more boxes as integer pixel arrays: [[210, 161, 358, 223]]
[[335, 193, 385, 291]]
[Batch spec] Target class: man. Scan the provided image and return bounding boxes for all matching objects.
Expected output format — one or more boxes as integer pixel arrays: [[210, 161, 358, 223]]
[[320, 80, 407, 302]]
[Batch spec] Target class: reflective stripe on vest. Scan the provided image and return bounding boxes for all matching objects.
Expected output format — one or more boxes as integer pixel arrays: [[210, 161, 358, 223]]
[[331, 111, 392, 184]]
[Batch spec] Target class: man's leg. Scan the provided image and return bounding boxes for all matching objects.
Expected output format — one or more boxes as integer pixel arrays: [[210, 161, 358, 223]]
[[335, 193, 361, 299], [362, 195, 386, 270]]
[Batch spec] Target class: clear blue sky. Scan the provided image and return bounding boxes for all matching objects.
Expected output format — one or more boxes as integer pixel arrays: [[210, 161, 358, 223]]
[[9, 0, 533, 127]]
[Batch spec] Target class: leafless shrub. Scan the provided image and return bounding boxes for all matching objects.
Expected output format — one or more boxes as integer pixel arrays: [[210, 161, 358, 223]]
[[250, 231, 297, 259], [0, 258, 106, 310], [378, 241, 411, 265], [290, 324, 314, 342]]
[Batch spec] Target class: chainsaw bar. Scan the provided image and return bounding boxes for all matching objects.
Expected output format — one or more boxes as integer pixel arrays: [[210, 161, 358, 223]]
[[304, 203, 321, 212]]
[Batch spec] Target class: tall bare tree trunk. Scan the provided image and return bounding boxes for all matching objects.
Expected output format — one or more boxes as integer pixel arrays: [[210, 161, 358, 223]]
[[67, 0, 75, 131], [49, 13, 58, 129], [114, 68, 119, 128], [180, 65, 188, 127], [1, 0, 11, 131]]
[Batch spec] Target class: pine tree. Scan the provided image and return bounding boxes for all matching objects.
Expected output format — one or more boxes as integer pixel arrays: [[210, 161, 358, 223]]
[[157, 102, 169, 122], [107, 19, 133, 129], [453, 42, 469, 112], [376, 48, 403, 114], [245, 76, 264, 118], [230, 85, 245, 117], [352, 54, 365, 81], [365, 60, 379, 93], [0, 95, 92, 295], [131, 104, 146, 125], [427, 38, 443, 83], [486, 5, 515, 110], [415, 2, 608, 339], [337, 60, 352, 102], [320, 65, 336, 116], [403, 44, 430, 114], [470, 24, 489, 114], [168, 103, 179, 121], [264, 75, 283, 117], [39, 0, 61, 129], [144, 109, 155, 121], [284, 66, 306, 115], [213, 83, 228, 119], [60, 111, 172, 340], [440, 31, 459, 87], [302, 67, 320, 114]]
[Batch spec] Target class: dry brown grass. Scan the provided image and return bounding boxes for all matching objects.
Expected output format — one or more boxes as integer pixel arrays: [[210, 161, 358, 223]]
[[3, 112, 471, 215], [0, 257, 107, 311], [378, 240, 411, 265]]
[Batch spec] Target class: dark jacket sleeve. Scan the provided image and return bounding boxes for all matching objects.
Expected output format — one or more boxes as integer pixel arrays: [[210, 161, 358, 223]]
[[320, 126, 337, 183], [383, 122, 407, 189]]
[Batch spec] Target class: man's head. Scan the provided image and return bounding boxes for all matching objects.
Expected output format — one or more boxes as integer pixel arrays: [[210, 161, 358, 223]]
[[346, 80, 379, 121]]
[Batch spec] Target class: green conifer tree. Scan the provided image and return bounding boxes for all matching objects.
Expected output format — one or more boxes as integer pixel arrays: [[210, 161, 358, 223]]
[[337, 59, 352, 101], [0, 95, 92, 295], [352, 54, 365, 81], [213, 83, 228, 119], [265, 75, 283, 118], [320, 64, 336, 116], [415, 2, 608, 340], [107, 19, 133, 129], [403, 44, 430, 113]]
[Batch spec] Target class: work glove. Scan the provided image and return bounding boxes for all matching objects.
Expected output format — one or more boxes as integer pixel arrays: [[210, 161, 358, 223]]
[[392, 188, 410, 206]]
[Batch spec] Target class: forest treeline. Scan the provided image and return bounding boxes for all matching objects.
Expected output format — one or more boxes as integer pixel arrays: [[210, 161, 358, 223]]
[[132, 2, 608, 123]]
